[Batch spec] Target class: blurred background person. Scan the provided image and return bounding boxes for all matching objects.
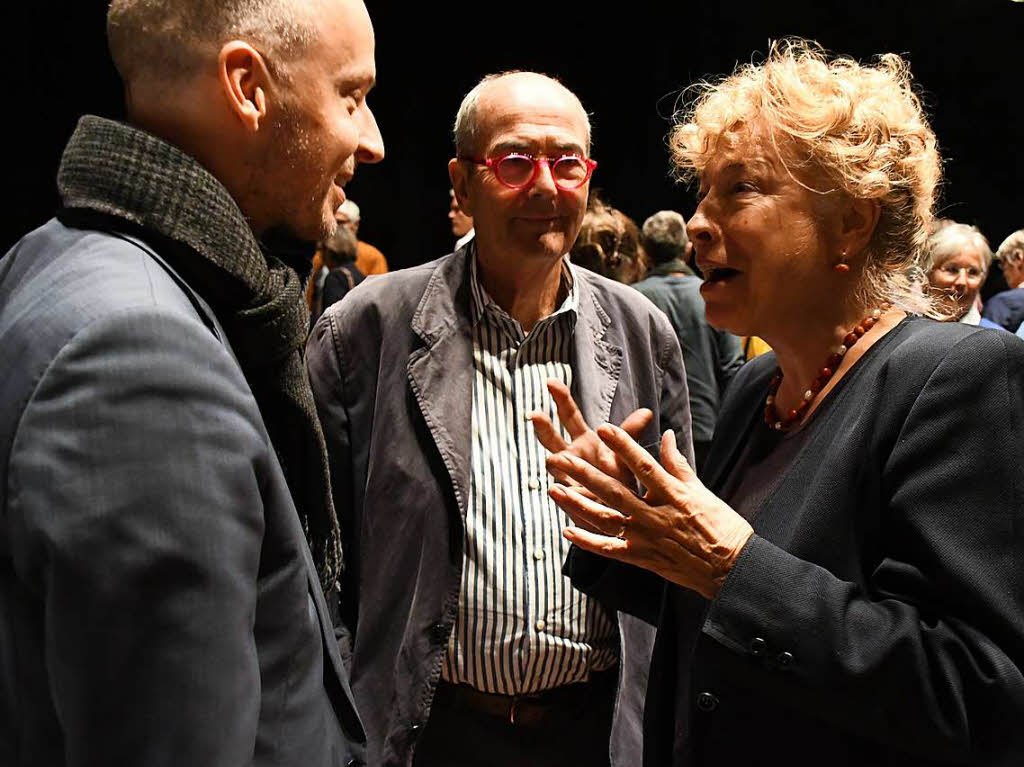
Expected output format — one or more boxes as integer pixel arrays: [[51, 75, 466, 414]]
[[921, 221, 991, 323], [335, 198, 389, 275], [924, 221, 996, 325], [983, 229, 1024, 331], [449, 187, 474, 249], [319, 226, 364, 318], [570, 197, 648, 284], [633, 210, 744, 470]]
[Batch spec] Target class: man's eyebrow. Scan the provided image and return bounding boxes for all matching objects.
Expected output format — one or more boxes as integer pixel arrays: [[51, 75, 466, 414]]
[[336, 68, 376, 92]]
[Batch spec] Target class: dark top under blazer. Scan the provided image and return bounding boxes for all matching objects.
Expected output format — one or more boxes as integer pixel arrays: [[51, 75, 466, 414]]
[[576, 317, 1024, 766], [0, 220, 363, 766]]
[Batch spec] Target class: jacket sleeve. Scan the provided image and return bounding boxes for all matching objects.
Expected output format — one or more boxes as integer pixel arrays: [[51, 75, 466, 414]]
[[305, 310, 359, 668], [7, 307, 265, 766], [702, 330, 1024, 763]]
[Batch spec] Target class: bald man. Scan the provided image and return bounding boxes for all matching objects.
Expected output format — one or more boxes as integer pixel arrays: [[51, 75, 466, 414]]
[[307, 71, 691, 767], [0, 0, 383, 764]]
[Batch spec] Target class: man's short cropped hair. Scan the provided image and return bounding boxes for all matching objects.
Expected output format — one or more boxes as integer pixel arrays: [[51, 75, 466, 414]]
[[641, 210, 689, 265], [452, 71, 592, 158], [107, 0, 323, 84], [997, 230, 1024, 268]]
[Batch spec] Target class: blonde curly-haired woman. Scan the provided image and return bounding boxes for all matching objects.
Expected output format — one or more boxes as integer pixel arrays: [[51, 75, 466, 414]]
[[536, 40, 1024, 766]]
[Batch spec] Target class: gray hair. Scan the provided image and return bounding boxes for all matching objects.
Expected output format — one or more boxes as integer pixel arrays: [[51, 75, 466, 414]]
[[107, 0, 324, 84], [641, 211, 689, 265], [453, 71, 591, 157], [337, 199, 360, 222], [324, 223, 358, 265], [996, 230, 1024, 267], [926, 223, 993, 274]]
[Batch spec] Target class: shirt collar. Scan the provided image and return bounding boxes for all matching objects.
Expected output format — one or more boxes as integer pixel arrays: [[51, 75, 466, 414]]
[[469, 246, 579, 335]]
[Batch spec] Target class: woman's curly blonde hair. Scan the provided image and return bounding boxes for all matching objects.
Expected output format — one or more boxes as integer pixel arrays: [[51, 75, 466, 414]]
[[670, 39, 942, 315]]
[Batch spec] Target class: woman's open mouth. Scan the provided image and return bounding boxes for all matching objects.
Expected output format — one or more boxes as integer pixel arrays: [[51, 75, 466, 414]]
[[705, 266, 741, 285]]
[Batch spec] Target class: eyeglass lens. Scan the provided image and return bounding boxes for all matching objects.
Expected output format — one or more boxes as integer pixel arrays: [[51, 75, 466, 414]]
[[496, 155, 589, 188]]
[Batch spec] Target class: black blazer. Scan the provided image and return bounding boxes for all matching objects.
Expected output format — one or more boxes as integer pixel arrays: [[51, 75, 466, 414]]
[[640, 317, 1024, 766]]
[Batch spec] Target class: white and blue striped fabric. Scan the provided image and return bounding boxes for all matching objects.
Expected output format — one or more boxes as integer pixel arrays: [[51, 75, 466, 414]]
[[440, 254, 618, 694]]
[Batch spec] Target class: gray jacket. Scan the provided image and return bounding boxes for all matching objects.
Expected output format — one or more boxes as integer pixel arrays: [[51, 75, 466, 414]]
[[306, 245, 692, 766], [0, 219, 363, 766]]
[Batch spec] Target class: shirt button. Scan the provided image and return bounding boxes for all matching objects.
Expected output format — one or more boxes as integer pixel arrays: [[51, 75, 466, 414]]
[[527, 477, 541, 491], [535, 619, 546, 631], [748, 637, 767, 657], [777, 651, 794, 668], [533, 548, 544, 561], [695, 691, 719, 712]]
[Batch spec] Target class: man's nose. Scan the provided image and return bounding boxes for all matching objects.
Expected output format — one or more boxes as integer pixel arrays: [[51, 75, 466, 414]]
[[356, 104, 385, 165], [528, 159, 558, 195]]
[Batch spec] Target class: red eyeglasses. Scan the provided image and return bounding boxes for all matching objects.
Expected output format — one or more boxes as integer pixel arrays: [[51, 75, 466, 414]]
[[460, 152, 597, 190]]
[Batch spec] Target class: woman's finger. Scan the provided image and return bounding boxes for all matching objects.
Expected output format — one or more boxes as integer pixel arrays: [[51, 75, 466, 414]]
[[549, 484, 629, 537], [546, 453, 646, 516], [619, 407, 654, 439], [562, 525, 631, 560], [595, 423, 676, 498], [660, 429, 697, 482], [529, 411, 568, 454], [546, 379, 590, 440]]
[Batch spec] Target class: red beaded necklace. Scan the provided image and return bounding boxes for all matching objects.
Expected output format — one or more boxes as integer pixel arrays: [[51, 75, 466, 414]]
[[764, 308, 883, 431]]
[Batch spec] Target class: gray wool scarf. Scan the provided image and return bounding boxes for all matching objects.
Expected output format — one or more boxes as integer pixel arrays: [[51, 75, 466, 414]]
[[57, 115, 343, 595]]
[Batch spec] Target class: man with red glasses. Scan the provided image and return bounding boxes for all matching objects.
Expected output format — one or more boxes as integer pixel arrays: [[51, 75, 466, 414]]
[[307, 71, 691, 767]]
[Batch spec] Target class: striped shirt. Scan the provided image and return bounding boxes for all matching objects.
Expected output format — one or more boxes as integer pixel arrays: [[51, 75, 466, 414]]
[[440, 253, 619, 694]]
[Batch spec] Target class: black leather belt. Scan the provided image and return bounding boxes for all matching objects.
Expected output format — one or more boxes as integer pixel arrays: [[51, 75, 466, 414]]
[[432, 668, 617, 727]]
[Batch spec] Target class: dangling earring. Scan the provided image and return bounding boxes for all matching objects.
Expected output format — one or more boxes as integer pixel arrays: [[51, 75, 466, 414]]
[[834, 249, 850, 273]]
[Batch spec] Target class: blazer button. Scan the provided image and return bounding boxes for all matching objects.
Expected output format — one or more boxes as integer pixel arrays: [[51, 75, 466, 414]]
[[777, 651, 794, 668], [431, 622, 448, 641], [748, 637, 767, 657], [346, 760, 362, 767], [695, 691, 719, 712]]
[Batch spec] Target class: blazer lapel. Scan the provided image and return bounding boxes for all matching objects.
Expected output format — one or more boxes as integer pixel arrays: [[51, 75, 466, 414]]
[[407, 248, 475, 526], [573, 277, 623, 429]]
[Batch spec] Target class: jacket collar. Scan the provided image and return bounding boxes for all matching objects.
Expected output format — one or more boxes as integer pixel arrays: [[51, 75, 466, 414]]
[[409, 242, 623, 437]]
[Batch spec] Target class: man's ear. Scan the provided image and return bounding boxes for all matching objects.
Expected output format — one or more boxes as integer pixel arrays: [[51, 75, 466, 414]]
[[448, 158, 475, 218], [838, 196, 881, 261], [217, 41, 271, 132]]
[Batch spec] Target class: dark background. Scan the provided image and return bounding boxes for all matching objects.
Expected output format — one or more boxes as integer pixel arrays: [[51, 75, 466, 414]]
[[10, 0, 1023, 287]]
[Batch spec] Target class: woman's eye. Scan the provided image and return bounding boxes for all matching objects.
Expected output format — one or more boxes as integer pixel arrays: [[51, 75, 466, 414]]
[[733, 181, 756, 193]]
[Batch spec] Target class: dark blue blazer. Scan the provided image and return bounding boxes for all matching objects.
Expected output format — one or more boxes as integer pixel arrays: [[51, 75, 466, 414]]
[[0, 219, 363, 766]]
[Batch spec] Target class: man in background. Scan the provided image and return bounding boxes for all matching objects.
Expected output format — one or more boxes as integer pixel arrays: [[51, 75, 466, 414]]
[[0, 0, 383, 763], [632, 210, 744, 470], [336, 198, 389, 275], [449, 186, 474, 249], [983, 229, 1024, 331]]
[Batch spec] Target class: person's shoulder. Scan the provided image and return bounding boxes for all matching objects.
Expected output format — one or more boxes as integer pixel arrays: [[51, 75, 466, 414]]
[[321, 251, 456, 331], [986, 288, 1024, 308], [878, 317, 1024, 393], [2, 219, 215, 349], [579, 268, 668, 322]]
